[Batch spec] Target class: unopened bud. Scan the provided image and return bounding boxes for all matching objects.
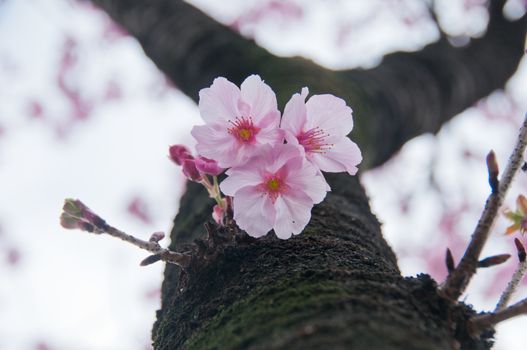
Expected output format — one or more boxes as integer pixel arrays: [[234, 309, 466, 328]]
[[149, 231, 165, 243], [445, 248, 455, 274], [61, 199, 106, 232], [60, 212, 101, 234], [169, 145, 193, 165], [514, 238, 526, 262], [486, 150, 499, 193], [63, 198, 82, 217], [182, 158, 202, 181], [140, 254, 162, 266], [62, 198, 98, 222], [478, 254, 511, 268], [60, 212, 82, 229], [195, 156, 224, 176], [212, 204, 224, 225]]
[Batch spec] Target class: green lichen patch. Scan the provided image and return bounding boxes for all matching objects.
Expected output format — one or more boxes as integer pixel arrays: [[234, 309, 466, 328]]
[[183, 277, 357, 349]]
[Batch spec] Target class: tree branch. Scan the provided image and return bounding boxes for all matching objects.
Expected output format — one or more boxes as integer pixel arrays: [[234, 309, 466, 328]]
[[470, 297, 527, 335], [441, 113, 527, 300], [91, 0, 526, 168]]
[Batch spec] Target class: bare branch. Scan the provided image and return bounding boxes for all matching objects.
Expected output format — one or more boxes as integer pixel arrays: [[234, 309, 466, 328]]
[[495, 260, 527, 311], [495, 239, 527, 311], [91, 0, 527, 169], [470, 297, 527, 335], [441, 113, 527, 300]]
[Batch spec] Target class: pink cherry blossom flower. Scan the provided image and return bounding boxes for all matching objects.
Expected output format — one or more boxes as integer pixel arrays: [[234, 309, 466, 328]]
[[191, 75, 283, 168], [280, 87, 362, 175], [220, 144, 328, 239]]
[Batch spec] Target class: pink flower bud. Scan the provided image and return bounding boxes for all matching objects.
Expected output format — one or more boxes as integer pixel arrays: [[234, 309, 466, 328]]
[[63, 198, 97, 222], [169, 144, 193, 165], [195, 156, 224, 176], [212, 204, 224, 225], [61, 199, 107, 232], [182, 158, 202, 181]]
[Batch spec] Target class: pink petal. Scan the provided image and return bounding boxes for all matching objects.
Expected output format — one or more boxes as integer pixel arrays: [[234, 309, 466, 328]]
[[273, 192, 312, 239], [281, 87, 308, 136], [310, 137, 362, 175], [286, 160, 328, 204], [240, 75, 278, 122], [257, 109, 281, 129], [220, 168, 262, 196], [198, 77, 240, 124], [191, 124, 238, 168], [283, 129, 301, 147], [233, 186, 275, 238], [255, 125, 284, 147], [305, 94, 353, 140], [264, 144, 303, 174]]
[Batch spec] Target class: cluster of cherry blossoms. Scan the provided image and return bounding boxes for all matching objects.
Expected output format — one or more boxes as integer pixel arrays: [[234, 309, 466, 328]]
[[170, 75, 362, 239]]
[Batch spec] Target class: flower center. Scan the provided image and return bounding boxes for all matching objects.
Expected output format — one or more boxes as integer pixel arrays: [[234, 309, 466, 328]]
[[228, 116, 259, 143], [259, 175, 286, 202], [267, 178, 281, 191], [297, 127, 333, 153], [238, 128, 251, 140]]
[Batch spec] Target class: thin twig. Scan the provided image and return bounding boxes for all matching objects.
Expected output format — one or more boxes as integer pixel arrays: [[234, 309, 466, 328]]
[[495, 239, 527, 311], [495, 260, 527, 311], [60, 199, 190, 267], [105, 225, 163, 253], [441, 113, 527, 300], [103, 225, 191, 267], [470, 297, 527, 335]]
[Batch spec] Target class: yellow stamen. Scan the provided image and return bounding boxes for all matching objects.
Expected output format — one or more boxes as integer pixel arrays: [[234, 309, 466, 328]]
[[238, 129, 251, 141], [267, 179, 281, 191]]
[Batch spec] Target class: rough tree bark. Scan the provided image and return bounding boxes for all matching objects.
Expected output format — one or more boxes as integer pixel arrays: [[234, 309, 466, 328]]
[[91, 0, 526, 349]]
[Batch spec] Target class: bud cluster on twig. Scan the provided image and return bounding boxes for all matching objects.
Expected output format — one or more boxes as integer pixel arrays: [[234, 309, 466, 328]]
[[441, 113, 527, 301], [60, 199, 191, 268], [438, 113, 527, 337]]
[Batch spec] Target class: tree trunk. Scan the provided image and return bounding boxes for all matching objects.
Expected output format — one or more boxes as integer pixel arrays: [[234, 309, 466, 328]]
[[90, 0, 526, 348], [153, 175, 491, 350]]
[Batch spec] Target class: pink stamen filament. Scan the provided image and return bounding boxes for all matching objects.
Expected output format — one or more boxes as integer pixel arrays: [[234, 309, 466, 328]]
[[227, 116, 259, 143], [297, 127, 333, 153]]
